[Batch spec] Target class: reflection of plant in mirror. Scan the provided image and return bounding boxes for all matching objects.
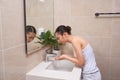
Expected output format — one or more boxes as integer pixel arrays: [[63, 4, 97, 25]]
[[36, 30, 61, 51]]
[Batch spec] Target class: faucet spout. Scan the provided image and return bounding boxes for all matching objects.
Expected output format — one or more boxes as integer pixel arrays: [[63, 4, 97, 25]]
[[46, 53, 57, 62]]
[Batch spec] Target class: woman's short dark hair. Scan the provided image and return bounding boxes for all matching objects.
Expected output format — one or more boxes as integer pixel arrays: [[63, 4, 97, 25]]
[[26, 25, 36, 34], [55, 25, 71, 35]]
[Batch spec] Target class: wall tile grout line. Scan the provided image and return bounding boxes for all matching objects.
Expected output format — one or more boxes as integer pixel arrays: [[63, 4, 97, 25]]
[[109, 20, 113, 80], [109, 0, 116, 76], [3, 43, 25, 52], [0, 6, 5, 80], [112, 0, 115, 12]]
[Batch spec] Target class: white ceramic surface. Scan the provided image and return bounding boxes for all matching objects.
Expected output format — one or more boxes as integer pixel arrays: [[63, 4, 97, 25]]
[[26, 60, 81, 80]]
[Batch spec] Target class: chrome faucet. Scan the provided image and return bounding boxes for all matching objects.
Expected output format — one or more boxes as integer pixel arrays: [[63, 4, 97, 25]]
[[45, 48, 57, 62], [46, 53, 57, 62]]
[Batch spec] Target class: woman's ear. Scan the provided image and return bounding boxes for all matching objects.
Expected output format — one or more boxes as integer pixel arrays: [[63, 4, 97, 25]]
[[62, 32, 68, 38], [63, 32, 68, 36]]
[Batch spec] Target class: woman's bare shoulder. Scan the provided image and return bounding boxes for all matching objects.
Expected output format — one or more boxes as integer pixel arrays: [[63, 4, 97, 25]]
[[73, 36, 88, 48]]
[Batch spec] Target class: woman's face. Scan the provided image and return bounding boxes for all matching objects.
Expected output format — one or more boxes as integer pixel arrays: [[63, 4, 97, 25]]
[[55, 32, 67, 44], [27, 32, 36, 43]]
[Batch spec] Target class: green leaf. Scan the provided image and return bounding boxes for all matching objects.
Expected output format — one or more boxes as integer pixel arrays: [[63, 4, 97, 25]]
[[36, 30, 61, 49]]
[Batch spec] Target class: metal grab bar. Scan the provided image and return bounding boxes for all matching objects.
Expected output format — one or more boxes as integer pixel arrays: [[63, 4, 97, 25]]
[[95, 12, 120, 17]]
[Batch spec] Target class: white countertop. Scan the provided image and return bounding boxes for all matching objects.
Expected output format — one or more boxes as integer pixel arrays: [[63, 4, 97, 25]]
[[26, 60, 81, 80]]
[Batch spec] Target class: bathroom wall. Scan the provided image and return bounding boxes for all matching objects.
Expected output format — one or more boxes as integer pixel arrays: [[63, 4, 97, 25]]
[[54, 0, 120, 80], [0, 0, 46, 80], [0, 0, 120, 80], [0, 3, 3, 80]]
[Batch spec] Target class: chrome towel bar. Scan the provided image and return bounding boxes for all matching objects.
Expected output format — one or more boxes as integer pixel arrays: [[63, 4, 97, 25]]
[[95, 12, 120, 17]]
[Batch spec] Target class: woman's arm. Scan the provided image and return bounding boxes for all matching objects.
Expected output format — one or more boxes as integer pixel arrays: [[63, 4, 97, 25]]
[[72, 41, 85, 67], [55, 41, 85, 68]]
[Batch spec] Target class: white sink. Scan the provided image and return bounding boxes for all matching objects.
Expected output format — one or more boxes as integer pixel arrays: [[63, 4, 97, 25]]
[[26, 60, 81, 80], [46, 60, 74, 72]]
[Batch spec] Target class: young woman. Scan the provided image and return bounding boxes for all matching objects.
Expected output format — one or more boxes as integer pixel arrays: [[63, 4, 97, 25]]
[[26, 25, 36, 43], [55, 25, 101, 80]]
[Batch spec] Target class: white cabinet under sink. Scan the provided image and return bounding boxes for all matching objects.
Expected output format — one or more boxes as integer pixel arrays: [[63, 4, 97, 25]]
[[26, 60, 81, 80]]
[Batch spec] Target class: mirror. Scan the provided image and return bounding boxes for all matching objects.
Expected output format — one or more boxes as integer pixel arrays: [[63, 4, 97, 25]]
[[23, 0, 54, 55]]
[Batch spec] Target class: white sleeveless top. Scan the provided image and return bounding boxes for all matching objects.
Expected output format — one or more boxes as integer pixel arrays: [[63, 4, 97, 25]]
[[73, 43, 99, 74]]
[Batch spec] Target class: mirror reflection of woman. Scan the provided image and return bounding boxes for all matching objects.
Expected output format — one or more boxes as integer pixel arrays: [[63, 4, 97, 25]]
[[26, 25, 36, 43], [55, 25, 101, 80]]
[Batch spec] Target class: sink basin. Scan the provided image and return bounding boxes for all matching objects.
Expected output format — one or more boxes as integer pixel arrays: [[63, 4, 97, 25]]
[[26, 60, 81, 80], [46, 60, 75, 72]]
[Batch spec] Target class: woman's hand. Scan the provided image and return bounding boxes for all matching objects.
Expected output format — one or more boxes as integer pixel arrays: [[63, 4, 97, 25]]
[[55, 55, 67, 60]]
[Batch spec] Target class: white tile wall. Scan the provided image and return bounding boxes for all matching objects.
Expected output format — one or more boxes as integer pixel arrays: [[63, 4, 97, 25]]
[[0, 0, 120, 80]]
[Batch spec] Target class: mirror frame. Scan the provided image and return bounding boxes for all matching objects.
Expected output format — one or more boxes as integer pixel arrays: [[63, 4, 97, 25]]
[[23, 0, 28, 55]]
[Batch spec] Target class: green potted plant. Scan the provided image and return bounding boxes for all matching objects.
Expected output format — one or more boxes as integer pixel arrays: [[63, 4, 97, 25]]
[[36, 30, 61, 55]]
